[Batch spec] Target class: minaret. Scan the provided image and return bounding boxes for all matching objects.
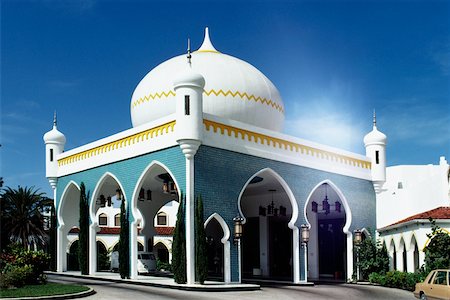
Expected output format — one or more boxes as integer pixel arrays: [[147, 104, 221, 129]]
[[363, 111, 387, 193], [43, 112, 66, 190], [173, 37, 206, 285]]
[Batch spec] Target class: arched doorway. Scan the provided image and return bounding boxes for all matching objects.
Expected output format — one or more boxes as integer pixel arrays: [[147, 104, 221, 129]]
[[204, 213, 231, 282], [389, 239, 397, 270], [154, 242, 169, 263], [130, 161, 180, 278], [58, 181, 81, 272], [238, 169, 298, 282], [97, 241, 109, 271], [89, 172, 124, 275], [67, 240, 79, 271], [399, 238, 406, 272], [305, 181, 349, 281]]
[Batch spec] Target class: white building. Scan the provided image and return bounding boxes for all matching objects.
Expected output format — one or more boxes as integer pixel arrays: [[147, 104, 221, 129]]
[[377, 157, 450, 272]]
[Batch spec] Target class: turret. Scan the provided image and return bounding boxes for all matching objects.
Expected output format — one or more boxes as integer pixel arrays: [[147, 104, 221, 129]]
[[364, 111, 387, 193], [43, 112, 66, 189], [173, 38, 206, 159]]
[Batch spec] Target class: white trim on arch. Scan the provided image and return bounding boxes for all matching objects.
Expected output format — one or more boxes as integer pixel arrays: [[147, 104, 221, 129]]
[[304, 179, 353, 281], [204, 213, 231, 283], [237, 168, 300, 283], [130, 160, 181, 279], [88, 172, 126, 275], [57, 181, 80, 272]]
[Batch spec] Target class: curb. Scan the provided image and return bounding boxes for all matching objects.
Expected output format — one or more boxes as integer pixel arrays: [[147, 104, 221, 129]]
[[0, 287, 96, 300], [46, 272, 260, 292]]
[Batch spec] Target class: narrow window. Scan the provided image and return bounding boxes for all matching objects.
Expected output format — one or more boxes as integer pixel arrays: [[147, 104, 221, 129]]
[[114, 214, 120, 226], [157, 212, 167, 226], [375, 150, 380, 164], [50, 149, 54, 162], [184, 95, 190, 115], [99, 213, 108, 226], [398, 182, 403, 189]]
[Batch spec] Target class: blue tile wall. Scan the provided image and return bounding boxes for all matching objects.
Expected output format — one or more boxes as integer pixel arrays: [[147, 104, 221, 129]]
[[194, 145, 376, 282]]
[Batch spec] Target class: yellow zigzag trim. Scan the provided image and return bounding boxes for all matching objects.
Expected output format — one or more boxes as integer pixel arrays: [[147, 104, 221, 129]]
[[131, 89, 284, 114], [203, 119, 371, 170], [58, 121, 176, 167], [132, 91, 176, 108]]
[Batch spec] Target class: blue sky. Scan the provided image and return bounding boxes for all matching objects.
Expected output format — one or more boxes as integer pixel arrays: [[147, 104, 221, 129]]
[[2, 0, 449, 197]]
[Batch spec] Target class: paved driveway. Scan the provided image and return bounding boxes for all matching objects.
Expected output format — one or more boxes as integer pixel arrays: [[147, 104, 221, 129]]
[[49, 274, 416, 300]]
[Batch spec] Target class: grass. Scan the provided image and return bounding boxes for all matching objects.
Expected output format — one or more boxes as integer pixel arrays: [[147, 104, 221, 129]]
[[0, 282, 90, 298]]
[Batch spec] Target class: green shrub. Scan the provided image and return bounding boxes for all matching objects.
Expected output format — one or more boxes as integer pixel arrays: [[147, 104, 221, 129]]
[[1, 264, 33, 288], [357, 238, 389, 280], [368, 271, 425, 291], [156, 259, 172, 272]]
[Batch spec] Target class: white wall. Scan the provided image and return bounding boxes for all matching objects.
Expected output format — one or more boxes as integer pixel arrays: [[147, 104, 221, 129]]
[[377, 157, 450, 228]]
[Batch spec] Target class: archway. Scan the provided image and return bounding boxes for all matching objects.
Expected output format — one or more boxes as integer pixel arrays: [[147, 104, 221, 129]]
[[399, 238, 406, 272], [57, 181, 81, 272], [130, 161, 180, 278], [97, 241, 109, 271], [410, 235, 419, 273], [67, 240, 79, 271], [238, 169, 298, 282], [305, 181, 350, 281], [154, 242, 169, 263], [89, 172, 125, 275], [204, 213, 231, 283], [389, 239, 397, 270]]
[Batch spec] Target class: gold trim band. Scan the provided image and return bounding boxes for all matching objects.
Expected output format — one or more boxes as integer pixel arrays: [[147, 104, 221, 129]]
[[203, 119, 371, 170], [58, 121, 176, 166]]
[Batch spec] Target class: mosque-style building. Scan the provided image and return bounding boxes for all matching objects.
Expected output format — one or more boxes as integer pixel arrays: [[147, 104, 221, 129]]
[[43, 28, 388, 284]]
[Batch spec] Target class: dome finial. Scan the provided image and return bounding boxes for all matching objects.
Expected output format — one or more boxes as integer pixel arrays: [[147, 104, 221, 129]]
[[187, 38, 192, 66], [373, 109, 376, 127], [53, 110, 57, 127], [197, 27, 218, 53]]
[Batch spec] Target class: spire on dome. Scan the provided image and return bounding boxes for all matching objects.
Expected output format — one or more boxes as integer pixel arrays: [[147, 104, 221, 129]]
[[187, 38, 192, 66], [373, 109, 376, 127], [53, 111, 57, 127], [197, 27, 219, 53]]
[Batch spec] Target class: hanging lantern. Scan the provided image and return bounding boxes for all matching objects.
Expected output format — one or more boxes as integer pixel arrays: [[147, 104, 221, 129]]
[[259, 206, 267, 216], [312, 201, 318, 213], [162, 181, 169, 194], [146, 189, 152, 201], [139, 188, 145, 201], [107, 196, 112, 207], [335, 201, 341, 213], [116, 189, 122, 200], [233, 216, 244, 243]]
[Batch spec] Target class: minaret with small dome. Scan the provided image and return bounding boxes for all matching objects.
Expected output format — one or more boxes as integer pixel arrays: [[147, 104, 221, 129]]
[[364, 111, 387, 193], [43, 112, 66, 190]]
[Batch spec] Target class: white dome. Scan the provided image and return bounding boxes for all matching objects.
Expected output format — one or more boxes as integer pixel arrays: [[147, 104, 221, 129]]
[[364, 126, 387, 146], [44, 126, 66, 144], [130, 29, 284, 131]]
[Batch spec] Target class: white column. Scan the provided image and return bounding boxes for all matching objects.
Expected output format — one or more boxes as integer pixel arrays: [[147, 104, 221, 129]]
[[130, 222, 138, 279], [347, 233, 354, 281], [57, 225, 66, 272], [237, 239, 242, 283], [396, 251, 404, 272], [406, 249, 415, 273], [419, 250, 425, 270], [185, 155, 195, 284], [293, 227, 300, 283], [224, 241, 231, 283], [88, 224, 97, 275]]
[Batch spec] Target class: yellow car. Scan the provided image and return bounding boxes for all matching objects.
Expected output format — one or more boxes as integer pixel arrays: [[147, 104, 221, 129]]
[[414, 269, 450, 300]]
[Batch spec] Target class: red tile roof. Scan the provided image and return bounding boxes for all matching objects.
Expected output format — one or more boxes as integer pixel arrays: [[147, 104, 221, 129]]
[[69, 227, 142, 234], [155, 226, 174, 236], [382, 206, 450, 229]]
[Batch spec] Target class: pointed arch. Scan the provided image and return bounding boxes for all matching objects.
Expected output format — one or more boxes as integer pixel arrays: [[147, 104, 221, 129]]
[[304, 179, 353, 281], [89, 171, 126, 275], [304, 180, 352, 235], [130, 160, 181, 279], [237, 168, 300, 283], [204, 213, 231, 283], [58, 180, 80, 229]]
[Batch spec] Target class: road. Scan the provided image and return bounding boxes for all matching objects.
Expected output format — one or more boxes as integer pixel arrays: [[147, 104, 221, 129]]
[[48, 274, 416, 300]]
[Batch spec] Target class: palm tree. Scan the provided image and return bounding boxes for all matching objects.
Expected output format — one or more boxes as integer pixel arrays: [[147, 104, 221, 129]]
[[0, 186, 49, 249]]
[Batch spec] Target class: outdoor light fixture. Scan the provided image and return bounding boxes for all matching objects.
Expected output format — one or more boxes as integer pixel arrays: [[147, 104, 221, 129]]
[[301, 224, 310, 244], [97, 194, 106, 207], [311, 183, 341, 215], [233, 216, 244, 244], [139, 188, 145, 201], [158, 173, 177, 196], [162, 181, 169, 194], [146, 189, 152, 201], [354, 229, 363, 245]]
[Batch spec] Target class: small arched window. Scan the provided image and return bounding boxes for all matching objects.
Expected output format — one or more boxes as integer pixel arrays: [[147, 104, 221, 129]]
[[157, 212, 167, 226], [99, 213, 108, 226], [114, 213, 120, 227]]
